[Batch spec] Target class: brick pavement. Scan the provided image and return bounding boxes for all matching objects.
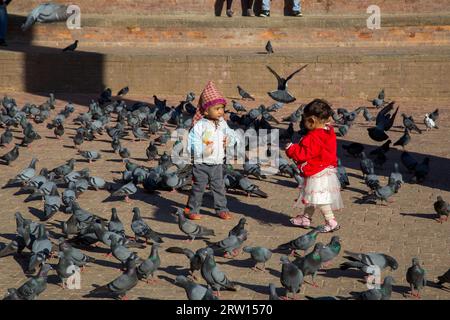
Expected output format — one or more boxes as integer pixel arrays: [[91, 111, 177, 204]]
[[0, 92, 449, 300]]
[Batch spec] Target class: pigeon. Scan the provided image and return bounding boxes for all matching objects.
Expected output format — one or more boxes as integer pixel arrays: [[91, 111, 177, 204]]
[[185, 92, 196, 103], [109, 235, 135, 268], [237, 85, 255, 101], [78, 150, 101, 163], [236, 174, 268, 198], [388, 162, 403, 188], [243, 246, 273, 272], [132, 125, 149, 141], [108, 208, 125, 237], [136, 243, 161, 283], [58, 239, 95, 269], [117, 86, 129, 97], [243, 161, 266, 180], [437, 269, 450, 287], [0, 240, 19, 258], [267, 102, 284, 112], [175, 208, 215, 242], [400, 151, 418, 172], [175, 275, 218, 300], [342, 143, 364, 158], [86, 257, 138, 300], [231, 100, 247, 113], [393, 127, 411, 149], [319, 236, 342, 267], [146, 141, 158, 160], [42, 185, 62, 221], [53, 123, 65, 139], [88, 176, 109, 191], [268, 283, 282, 300], [8, 157, 38, 185], [112, 181, 137, 203], [424, 113, 438, 131], [0, 127, 13, 146], [119, 147, 131, 161], [72, 130, 84, 149], [278, 228, 319, 257], [266, 65, 308, 103], [7, 264, 52, 300], [62, 40, 78, 52], [433, 196, 449, 223], [166, 247, 213, 280], [207, 230, 248, 258], [280, 255, 303, 300], [131, 207, 163, 244], [359, 180, 400, 204], [0, 145, 19, 165], [265, 40, 274, 54], [428, 108, 439, 122], [282, 106, 303, 123], [336, 159, 350, 189], [229, 217, 247, 237], [293, 243, 324, 287], [412, 157, 430, 183], [370, 89, 386, 108], [55, 252, 79, 289], [402, 113, 422, 134], [351, 276, 395, 300], [338, 124, 349, 137], [360, 152, 374, 178], [52, 158, 75, 177], [355, 106, 375, 121], [201, 250, 239, 296], [365, 167, 380, 192], [406, 258, 427, 299], [340, 251, 398, 275]]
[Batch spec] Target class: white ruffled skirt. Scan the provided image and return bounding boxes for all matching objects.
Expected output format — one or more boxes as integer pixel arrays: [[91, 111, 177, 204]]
[[295, 167, 344, 211]]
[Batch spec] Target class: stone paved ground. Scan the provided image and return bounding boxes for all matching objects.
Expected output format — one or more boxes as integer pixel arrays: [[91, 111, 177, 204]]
[[0, 92, 449, 300]]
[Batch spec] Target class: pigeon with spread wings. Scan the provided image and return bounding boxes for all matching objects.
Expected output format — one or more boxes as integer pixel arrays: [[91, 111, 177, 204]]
[[266, 65, 308, 103]]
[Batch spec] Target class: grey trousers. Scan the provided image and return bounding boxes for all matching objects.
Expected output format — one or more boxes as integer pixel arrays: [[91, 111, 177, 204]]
[[187, 164, 228, 214]]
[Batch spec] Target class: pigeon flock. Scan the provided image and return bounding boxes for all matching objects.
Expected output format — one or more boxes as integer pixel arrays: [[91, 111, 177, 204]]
[[0, 85, 449, 301]]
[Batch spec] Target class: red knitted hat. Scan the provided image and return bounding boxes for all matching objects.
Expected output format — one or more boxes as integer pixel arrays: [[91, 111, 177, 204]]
[[192, 81, 227, 126]]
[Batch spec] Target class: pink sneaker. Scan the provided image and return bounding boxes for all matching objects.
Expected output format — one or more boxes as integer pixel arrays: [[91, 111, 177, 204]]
[[290, 215, 311, 228], [318, 219, 340, 233]]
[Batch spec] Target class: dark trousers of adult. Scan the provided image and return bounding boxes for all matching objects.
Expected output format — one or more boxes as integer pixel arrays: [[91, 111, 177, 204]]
[[225, 0, 254, 12], [187, 164, 228, 215], [0, 5, 7, 42]]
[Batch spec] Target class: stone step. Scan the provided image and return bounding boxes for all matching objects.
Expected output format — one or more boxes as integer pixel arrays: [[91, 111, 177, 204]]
[[7, 13, 450, 48], [8, 0, 450, 16], [1, 44, 449, 101]]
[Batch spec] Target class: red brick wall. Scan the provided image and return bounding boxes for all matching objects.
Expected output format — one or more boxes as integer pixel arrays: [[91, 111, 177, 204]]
[[8, 0, 450, 15]]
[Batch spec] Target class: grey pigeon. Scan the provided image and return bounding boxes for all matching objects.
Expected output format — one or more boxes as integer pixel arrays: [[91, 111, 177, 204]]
[[433, 196, 449, 223], [269, 283, 282, 300], [42, 185, 62, 221], [0, 145, 19, 165], [55, 252, 79, 289], [112, 181, 137, 203], [351, 276, 395, 300], [207, 230, 248, 258], [166, 246, 213, 280], [393, 127, 411, 149], [58, 239, 95, 269], [89, 176, 109, 191], [8, 157, 38, 185], [237, 85, 255, 101], [293, 243, 324, 287], [365, 167, 380, 192], [278, 228, 319, 256], [228, 217, 247, 237], [237, 174, 268, 198], [402, 113, 422, 134], [265, 40, 274, 54], [108, 208, 125, 237], [52, 159, 75, 177], [319, 236, 341, 266], [0, 127, 13, 146], [406, 258, 427, 299], [231, 100, 247, 113], [336, 158, 350, 189], [11, 264, 51, 300], [266, 65, 308, 104], [359, 180, 400, 204], [146, 141, 158, 160], [370, 88, 386, 108], [137, 243, 161, 283], [62, 40, 78, 52], [201, 251, 239, 296], [388, 162, 403, 188], [132, 125, 149, 141], [340, 251, 398, 275], [243, 246, 272, 271], [78, 150, 101, 163], [110, 235, 134, 268], [119, 147, 131, 160], [0, 240, 19, 258], [175, 275, 218, 300], [175, 208, 215, 242], [280, 255, 303, 300], [360, 152, 374, 178], [62, 182, 77, 212], [131, 207, 163, 244], [53, 123, 65, 139], [86, 257, 138, 300]]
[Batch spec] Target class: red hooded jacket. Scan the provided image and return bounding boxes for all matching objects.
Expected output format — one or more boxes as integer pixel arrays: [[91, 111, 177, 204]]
[[285, 126, 337, 177]]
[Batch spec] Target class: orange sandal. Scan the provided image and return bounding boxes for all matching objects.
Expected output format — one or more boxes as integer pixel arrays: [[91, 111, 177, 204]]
[[217, 211, 232, 220]]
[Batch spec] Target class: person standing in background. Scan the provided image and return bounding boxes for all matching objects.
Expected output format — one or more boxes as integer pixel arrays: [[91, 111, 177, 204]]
[[0, 0, 12, 46], [260, 0, 303, 17], [220, 0, 255, 17]]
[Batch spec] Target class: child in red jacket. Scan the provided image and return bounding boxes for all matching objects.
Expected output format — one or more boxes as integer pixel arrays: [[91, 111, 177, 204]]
[[285, 99, 343, 232]]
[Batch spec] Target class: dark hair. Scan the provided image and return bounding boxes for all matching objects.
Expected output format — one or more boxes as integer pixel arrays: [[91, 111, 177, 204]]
[[302, 98, 333, 120]]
